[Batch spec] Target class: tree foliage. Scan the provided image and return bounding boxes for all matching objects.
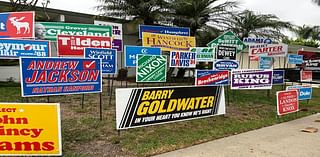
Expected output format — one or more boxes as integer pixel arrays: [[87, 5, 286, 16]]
[[227, 10, 292, 40]]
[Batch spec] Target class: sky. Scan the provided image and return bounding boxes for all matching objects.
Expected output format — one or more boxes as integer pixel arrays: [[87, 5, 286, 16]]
[[2, 0, 320, 26]]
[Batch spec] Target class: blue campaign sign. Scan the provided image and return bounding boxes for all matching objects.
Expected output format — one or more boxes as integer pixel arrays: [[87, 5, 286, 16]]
[[288, 54, 303, 64], [125, 45, 161, 67], [20, 57, 102, 97], [286, 85, 312, 100], [259, 56, 273, 69], [214, 60, 239, 70], [139, 25, 190, 39], [84, 48, 117, 74], [273, 70, 285, 84], [0, 38, 50, 59]]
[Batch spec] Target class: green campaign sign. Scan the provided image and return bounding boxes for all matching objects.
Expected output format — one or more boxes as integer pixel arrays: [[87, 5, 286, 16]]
[[136, 54, 167, 82], [207, 31, 246, 53], [35, 22, 112, 40], [190, 47, 215, 62]]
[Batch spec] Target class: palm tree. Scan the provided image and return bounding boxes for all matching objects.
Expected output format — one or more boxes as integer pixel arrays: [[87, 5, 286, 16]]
[[168, 0, 237, 37], [96, 0, 168, 25], [312, 0, 320, 6], [227, 10, 292, 40], [293, 25, 320, 40]]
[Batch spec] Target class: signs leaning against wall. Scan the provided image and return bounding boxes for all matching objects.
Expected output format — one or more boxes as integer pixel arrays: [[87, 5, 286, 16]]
[[115, 86, 225, 129], [0, 103, 62, 156]]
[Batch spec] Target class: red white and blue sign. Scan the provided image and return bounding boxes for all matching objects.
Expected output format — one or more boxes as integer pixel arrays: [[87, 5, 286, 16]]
[[139, 25, 190, 39], [195, 70, 229, 86], [84, 47, 117, 74], [0, 38, 50, 59], [125, 45, 161, 67], [170, 51, 196, 68], [20, 57, 102, 97], [272, 70, 285, 85], [214, 60, 239, 70], [0, 11, 34, 38]]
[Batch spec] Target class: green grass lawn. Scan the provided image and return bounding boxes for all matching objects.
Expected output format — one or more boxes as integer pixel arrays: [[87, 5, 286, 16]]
[[0, 82, 319, 156]]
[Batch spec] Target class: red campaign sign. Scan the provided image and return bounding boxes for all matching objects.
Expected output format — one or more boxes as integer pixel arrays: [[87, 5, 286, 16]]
[[300, 70, 312, 82], [0, 11, 34, 38], [277, 90, 299, 116], [250, 56, 259, 61], [57, 35, 112, 57]]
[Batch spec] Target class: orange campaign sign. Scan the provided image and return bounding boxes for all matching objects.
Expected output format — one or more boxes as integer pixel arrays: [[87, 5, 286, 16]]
[[0, 103, 61, 156]]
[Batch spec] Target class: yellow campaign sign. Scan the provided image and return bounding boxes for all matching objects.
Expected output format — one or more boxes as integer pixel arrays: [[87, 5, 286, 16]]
[[0, 103, 61, 156], [142, 32, 196, 51]]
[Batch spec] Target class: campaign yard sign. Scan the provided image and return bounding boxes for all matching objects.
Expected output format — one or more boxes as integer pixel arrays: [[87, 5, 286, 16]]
[[216, 45, 237, 60], [84, 48, 117, 74], [142, 32, 196, 51], [0, 103, 61, 156], [297, 50, 320, 70], [35, 22, 112, 40], [259, 56, 273, 69], [300, 70, 312, 82], [170, 51, 196, 68], [116, 86, 225, 130], [277, 90, 299, 116], [242, 37, 272, 45], [190, 47, 214, 62], [214, 60, 239, 70], [207, 31, 246, 53], [286, 85, 312, 100], [0, 11, 34, 38], [273, 70, 285, 85], [136, 54, 167, 82], [57, 35, 112, 57], [0, 38, 50, 59], [231, 69, 273, 89], [288, 54, 303, 64], [94, 20, 123, 51], [195, 70, 229, 86], [125, 46, 161, 67], [249, 43, 288, 57], [139, 25, 190, 39], [20, 57, 102, 97]]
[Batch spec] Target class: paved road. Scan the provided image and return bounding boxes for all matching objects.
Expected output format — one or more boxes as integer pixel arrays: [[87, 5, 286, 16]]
[[154, 113, 320, 157]]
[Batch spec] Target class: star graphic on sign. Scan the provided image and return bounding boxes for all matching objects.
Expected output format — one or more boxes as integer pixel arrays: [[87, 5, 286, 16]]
[[19, 108, 24, 112]]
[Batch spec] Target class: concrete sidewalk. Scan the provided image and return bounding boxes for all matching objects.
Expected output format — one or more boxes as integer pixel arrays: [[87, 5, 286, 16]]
[[154, 113, 320, 157]]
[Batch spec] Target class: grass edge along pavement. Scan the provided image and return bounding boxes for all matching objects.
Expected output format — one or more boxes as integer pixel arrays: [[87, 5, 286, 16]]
[[0, 82, 319, 157]]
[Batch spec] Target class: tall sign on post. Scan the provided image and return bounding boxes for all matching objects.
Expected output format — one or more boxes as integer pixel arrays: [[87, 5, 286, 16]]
[[207, 31, 246, 53]]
